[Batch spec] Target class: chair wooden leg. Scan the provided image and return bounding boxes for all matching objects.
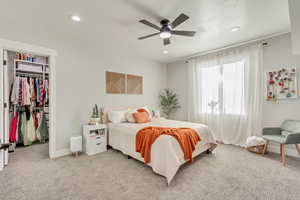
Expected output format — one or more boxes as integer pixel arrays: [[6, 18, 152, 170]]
[[280, 144, 283, 162], [281, 144, 286, 166], [262, 141, 269, 155], [295, 144, 300, 156]]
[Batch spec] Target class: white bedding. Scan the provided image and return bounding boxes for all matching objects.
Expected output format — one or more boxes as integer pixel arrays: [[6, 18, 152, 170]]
[[108, 118, 217, 185]]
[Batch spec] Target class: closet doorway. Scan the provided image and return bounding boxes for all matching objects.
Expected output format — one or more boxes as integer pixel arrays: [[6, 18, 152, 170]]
[[0, 39, 56, 170]]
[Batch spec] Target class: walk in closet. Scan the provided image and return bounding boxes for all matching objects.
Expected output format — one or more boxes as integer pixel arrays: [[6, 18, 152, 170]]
[[4, 50, 50, 152]]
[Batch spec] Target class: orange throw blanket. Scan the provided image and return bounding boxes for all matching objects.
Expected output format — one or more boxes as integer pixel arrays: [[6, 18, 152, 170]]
[[136, 126, 201, 164]]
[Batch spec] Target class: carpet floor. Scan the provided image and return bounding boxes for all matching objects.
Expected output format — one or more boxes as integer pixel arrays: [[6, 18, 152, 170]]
[[1, 143, 300, 200]]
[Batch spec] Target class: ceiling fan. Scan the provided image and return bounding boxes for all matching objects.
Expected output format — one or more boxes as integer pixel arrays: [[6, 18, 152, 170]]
[[138, 13, 196, 45]]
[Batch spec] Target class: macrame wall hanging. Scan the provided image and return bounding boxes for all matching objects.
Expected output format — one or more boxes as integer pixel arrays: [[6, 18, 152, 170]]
[[266, 67, 297, 101]]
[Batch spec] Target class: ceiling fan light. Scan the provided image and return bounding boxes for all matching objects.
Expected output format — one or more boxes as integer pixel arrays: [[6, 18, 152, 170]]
[[71, 15, 81, 22], [231, 26, 240, 32], [160, 31, 171, 39]]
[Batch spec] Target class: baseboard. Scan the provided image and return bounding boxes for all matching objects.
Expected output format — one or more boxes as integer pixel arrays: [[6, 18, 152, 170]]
[[268, 143, 299, 158], [50, 148, 71, 159]]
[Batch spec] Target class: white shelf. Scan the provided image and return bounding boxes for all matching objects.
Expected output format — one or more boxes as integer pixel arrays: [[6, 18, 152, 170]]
[[15, 59, 48, 66]]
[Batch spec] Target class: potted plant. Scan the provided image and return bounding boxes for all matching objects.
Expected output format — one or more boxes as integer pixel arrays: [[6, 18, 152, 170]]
[[159, 88, 181, 118]]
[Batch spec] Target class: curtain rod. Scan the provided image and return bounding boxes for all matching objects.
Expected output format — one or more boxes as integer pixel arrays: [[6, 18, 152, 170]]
[[184, 31, 289, 62]]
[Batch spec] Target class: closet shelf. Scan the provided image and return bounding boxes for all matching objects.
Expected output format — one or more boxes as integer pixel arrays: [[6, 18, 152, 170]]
[[15, 59, 48, 66]]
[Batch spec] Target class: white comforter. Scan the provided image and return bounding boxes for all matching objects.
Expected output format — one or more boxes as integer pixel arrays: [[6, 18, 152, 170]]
[[108, 118, 217, 185]]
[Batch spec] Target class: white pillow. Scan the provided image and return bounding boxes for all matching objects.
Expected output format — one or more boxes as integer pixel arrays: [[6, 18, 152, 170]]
[[126, 110, 137, 123], [107, 110, 127, 123]]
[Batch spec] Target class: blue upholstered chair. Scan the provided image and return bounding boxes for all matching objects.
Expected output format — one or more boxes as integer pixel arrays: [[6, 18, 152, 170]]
[[262, 120, 300, 165]]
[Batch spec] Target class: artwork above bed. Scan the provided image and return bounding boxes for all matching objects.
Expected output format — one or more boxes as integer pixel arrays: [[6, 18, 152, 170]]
[[106, 71, 143, 94], [106, 71, 125, 94], [266, 67, 297, 101], [127, 74, 143, 94]]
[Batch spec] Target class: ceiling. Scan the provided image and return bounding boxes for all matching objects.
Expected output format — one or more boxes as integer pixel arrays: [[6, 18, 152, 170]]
[[0, 0, 291, 63]]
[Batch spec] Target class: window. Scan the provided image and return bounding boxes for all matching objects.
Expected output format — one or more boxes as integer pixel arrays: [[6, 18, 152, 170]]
[[199, 60, 245, 115]]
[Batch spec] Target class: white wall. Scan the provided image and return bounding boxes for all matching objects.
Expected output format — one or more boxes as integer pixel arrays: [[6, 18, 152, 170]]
[[166, 61, 189, 121], [0, 33, 166, 154], [167, 33, 300, 125], [167, 33, 300, 155], [262, 34, 300, 127]]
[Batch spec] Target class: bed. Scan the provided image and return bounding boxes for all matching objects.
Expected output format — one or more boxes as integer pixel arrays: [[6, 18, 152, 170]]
[[103, 107, 217, 185]]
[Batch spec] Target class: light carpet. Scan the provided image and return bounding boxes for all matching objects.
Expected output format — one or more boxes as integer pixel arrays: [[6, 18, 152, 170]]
[[1, 143, 300, 200]]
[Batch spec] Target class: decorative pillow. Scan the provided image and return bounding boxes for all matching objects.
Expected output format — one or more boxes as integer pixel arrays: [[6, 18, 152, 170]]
[[133, 112, 151, 123], [125, 110, 137, 123], [107, 110, 127, 123], [137, 107, 152, 118]]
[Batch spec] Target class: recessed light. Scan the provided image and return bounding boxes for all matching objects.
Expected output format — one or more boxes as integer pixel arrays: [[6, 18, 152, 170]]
[[231, 26, 240, 32], [163, 50, 168, 54], [71, 15, 81, 22]]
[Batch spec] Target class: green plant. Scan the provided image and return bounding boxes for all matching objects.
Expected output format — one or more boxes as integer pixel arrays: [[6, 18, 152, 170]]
[[159, 88, 181, 118]]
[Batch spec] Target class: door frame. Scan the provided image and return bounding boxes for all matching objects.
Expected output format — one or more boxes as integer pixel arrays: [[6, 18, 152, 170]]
[[0, 38, 57, 165]]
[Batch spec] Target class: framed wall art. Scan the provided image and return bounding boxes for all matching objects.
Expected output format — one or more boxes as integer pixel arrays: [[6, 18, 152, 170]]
[[105, 71, 143, 95], [266, 67, 297, 101], [106, 71, 126, 94], [127, 74, 143, 94]]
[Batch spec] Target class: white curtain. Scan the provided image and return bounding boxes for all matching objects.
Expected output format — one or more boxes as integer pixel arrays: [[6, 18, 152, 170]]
[[187, 44, 263, 146]]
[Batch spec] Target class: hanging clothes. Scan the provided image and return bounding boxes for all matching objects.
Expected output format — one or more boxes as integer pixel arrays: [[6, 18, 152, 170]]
[[18, 77, 23, 106], [38, 79, 44, 106], [24, 106, 31, 120], [17, 112, 23, 144], [8, 59, 50, 147], [38, 112, 49, 143], [30, 78, 36, 102], [35, 78, 40, 103], [27, 112, 36, 143], [9, 112, 19, 142], [24, 78, 31, 106], [35, 112, 42, 142], [45, 79, 49, 104], [35, 112, 41, 142], [10, 77, 20, 104], [33, 112, 38, 130], [20, 112, 31, 146]]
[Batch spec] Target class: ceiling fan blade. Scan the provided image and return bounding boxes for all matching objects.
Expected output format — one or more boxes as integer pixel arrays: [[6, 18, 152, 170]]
[[139, 19, 161, 31], [163, 38, 170, 45], [138, 32, 160, 40], [171, 13, 189, 28], [171, 30, 196, 37]]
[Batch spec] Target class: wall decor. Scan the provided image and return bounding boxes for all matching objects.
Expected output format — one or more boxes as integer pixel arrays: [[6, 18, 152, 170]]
[[106, 71, 143, 95], [127, 74, 143, 94], [266, 67, 297, 101], [106, 71, 126, 94]]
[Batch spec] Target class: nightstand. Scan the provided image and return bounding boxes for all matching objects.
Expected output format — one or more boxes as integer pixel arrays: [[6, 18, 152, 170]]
[[83, 124, 107, 156]]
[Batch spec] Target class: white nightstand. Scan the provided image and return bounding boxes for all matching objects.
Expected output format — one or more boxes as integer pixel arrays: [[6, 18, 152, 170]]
[[83, 124, 107, 156]]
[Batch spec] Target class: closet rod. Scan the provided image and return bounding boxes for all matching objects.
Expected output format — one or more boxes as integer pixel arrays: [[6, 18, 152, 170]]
[[16, 72, 48, 78], [16, 70, 43, 74]]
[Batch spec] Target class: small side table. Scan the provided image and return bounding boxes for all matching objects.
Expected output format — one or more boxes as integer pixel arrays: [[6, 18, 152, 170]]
[[83, 124, 107, 156]]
